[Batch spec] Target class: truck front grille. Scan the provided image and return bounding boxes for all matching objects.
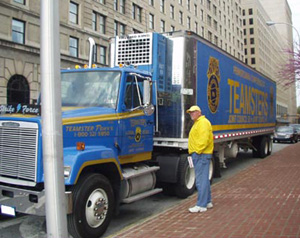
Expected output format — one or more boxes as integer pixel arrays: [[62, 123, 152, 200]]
[[0, 121, 38, 183]]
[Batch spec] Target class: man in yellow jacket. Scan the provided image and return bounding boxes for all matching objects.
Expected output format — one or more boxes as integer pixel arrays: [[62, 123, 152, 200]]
[[186, 105, 214, 213]]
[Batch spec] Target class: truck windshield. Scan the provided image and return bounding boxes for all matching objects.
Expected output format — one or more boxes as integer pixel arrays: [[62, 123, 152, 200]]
[[61, 71, 120, 108]]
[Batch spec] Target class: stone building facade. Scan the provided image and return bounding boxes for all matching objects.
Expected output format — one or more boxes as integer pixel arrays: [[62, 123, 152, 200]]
[[0, 0, 297, 121]]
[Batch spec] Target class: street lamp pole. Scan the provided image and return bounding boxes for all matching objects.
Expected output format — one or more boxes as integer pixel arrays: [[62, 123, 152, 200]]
[[266, 21, 300, 45]]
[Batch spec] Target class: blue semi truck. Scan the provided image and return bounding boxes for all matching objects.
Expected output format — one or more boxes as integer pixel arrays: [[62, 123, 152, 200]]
[[0, 31, 276, 237]]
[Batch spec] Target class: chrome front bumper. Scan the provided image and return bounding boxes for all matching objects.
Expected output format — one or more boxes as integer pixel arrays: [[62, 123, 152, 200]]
[[0, 185, 72, 216]]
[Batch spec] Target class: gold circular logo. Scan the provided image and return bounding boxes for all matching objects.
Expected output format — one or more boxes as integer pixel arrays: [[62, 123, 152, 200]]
[[207, 75, 220, 113], [135, 127, 141, 142]]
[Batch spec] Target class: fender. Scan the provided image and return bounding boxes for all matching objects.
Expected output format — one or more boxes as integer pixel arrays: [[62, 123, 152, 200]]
[[63, 146, 122, 185]]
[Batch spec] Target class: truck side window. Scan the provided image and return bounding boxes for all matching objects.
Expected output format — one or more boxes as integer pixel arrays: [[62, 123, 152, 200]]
[[124, 76, 143, 109]]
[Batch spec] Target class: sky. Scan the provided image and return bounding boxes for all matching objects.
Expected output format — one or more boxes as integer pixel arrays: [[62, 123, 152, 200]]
[[287, 0, 300, 107]]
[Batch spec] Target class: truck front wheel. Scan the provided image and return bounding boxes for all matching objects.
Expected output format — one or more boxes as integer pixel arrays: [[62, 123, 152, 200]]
[[68, 173, 114, 238], [175, 154, 196, 198]]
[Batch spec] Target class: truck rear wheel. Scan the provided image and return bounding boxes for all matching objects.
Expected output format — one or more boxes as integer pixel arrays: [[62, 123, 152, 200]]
[[175, 154, 196, 198], [252, 136, 268, 158], [68, 173, 114, 238]]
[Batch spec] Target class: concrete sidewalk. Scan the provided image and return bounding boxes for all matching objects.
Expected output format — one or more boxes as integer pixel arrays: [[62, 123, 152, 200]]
[[111, 143, 300, 238]]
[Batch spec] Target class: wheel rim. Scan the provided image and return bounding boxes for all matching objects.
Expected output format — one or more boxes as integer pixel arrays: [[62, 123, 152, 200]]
[[209, 160, 213, 181], [268, 140, 273, 153], [264, 140, 268, 155], [184, 166, 195, 189], [85, 188, 108, 228]]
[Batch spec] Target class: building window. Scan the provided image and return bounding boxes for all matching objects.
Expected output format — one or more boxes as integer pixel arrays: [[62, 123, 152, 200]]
[[170, 5, 174, 19], [207, 15, 212, 26], [100, 15, 106, 34], [149, 14, 154, 29], [249, 28, 254, 34], [149, 0, 154, 6], [187, 17, 191, 29], [207, 0, 211, 10], [120, 23, 125, 36], [100, 46, 107, 65], [160, 0, 165, 13], [160, 20, 165, 32], [208, 31, 212, 42], [251, 48, 255, 54], [213, 4, 217, 15], [114, 21, 118, 36], [171, 25, 175, 31], [194, 4, 198, 16], [12, 19, 25, 44], [7, 75, 29, 104], [195, 21, 198, 34], [251, 58, 256, 64], [93, 44, 98, 63], [213, 20, 218, 31], [187, 0, 190, 11], [69, 1, 78, 24], [69, 36, 78, 57], [250, 38, 255, 44], [114, 0, 118, 11], [179, 11, 183, 25], [248, 8, 253, 15], [92, 12, 97, 31], [214, 36, 218, 46], [120, 0, 125, 14], [133, 28, 142, 33], [132, 4, 142, 22], [137, 7, 141, 22], [14, 0, 25, 4], [249, 18, 253, 25], [114, 21, 126, 36]]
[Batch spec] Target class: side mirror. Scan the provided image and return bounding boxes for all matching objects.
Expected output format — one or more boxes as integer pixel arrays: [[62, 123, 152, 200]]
[[143, 80, 151, 105], [143, 104, 155, 116]]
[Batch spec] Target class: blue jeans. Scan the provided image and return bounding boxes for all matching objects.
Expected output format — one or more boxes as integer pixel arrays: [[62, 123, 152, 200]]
[[191, 153, 212, 207]]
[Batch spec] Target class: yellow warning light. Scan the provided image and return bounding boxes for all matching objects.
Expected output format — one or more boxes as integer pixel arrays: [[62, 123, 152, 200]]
[[83, 64, 88, 69], [75, 65, 81, 69], [76, 142, 85, 151], [119, 64, 123, 68], [92, 64, 97, 68]]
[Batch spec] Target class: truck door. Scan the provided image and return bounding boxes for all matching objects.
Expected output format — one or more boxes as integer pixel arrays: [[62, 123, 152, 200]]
[[119, 74, 154, 160]]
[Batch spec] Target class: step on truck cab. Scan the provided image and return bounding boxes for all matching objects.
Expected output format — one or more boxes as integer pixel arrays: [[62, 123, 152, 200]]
[[0, 31, 276, 238]]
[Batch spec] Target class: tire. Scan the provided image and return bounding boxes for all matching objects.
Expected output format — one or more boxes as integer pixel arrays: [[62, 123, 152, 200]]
[[68, 174, 114, 238], [213, 154, 221, 178], [175, 154, 196, 198], [252, 136, 268, 158], [258, 137, 268, 158]]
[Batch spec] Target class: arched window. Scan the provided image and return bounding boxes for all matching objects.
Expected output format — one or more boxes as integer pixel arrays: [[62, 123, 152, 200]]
[[7, 75, 30, 104]]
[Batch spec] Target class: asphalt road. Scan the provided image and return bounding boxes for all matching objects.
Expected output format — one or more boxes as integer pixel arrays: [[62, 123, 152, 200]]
[[0, 143, 290, 238]]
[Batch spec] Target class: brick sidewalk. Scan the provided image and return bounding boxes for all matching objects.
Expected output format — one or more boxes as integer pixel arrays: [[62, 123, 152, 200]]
[[111, 143, 300, 238]]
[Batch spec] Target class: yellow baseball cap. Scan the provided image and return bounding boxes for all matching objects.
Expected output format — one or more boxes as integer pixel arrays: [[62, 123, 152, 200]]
[[186, 105, 201, 113]]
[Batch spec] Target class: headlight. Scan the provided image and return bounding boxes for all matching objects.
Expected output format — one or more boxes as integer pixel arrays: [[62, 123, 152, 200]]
[[64, 166, 71, 178]]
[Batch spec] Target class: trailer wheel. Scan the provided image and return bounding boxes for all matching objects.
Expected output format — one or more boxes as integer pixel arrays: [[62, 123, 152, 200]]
[[175, 155, 196, 198], [253, 136, 268, 158], [68, 174, 114, 238]]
